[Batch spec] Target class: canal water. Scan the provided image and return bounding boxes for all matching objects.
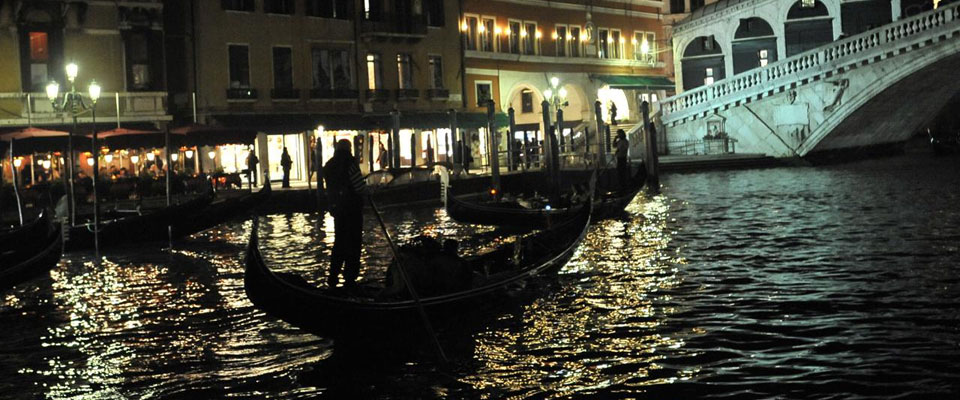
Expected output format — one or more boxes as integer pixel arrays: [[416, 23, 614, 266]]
[[1, 152, 958, 399]]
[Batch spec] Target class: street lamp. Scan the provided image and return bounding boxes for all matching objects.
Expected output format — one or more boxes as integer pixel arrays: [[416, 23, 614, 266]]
[[544, 77, 569, 152], [46, 62, 99, 226]]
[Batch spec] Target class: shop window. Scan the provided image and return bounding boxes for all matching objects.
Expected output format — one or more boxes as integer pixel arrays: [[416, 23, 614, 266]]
[[124, 31, 160, 91], [364, 0, 383, 20]]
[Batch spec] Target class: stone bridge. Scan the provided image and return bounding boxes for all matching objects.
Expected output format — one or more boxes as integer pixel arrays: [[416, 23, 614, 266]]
[[656, 2, 960, 158]]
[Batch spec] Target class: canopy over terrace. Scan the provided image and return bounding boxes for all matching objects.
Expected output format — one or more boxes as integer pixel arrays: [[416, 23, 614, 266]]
[[0, 127, 73, 156], [172, 123, 259, 146]]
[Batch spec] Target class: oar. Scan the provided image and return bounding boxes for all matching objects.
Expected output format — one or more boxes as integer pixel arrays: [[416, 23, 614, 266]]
[[367, 196, 448, 364]]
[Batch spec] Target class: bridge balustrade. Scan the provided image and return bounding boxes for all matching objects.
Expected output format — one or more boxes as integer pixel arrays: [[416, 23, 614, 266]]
[[662, 2, 960, 124]]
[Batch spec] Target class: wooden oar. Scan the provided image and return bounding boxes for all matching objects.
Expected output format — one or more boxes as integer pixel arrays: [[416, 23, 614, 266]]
[[367, 196, 449, 363]]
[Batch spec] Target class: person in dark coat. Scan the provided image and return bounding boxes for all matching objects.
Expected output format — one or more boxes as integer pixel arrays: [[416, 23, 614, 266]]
[[246, 149, 259, 187], [280, 147, 293, 188], [614, 129, 630, 191], [323, 139, 368, 288]]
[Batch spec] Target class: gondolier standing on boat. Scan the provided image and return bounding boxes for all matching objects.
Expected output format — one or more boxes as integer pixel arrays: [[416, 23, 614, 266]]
[[323, 139, 368, 289], [614, 129, 630, 192]]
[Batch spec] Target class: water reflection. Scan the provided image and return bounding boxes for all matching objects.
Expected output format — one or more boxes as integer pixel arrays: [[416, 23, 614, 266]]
[[0, 154, 958, 398]]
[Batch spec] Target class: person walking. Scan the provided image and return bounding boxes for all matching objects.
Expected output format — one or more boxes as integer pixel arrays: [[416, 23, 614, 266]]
[[246, 148, 259, 188], [614, 129, 630, 192], [323, 139, 368, 289], [280, 147, 293, 188]]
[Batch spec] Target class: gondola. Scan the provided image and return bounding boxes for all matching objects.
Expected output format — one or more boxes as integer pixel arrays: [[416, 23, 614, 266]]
[[244, 199, 592, 342], [173, 183, 271, 237], [443, 164, 645, 229], [1, 211, 62, 291], [1, 210, 54, 256], [65, 191, 214, 251]]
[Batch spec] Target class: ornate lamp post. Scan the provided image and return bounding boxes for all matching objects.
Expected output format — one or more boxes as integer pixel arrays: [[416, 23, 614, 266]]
[[46, 63, 99, 226], [544, 77, 569, 153]]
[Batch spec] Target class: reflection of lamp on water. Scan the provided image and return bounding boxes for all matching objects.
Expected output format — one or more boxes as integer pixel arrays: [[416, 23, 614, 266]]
[[104, 154, 113, 163]]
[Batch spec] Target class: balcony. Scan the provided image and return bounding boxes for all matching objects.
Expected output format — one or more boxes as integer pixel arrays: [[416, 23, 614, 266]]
[[0, 91, 170, 126], [360, 12, 427, 40], [309, 88, 359, 100], [270, 88, 301, 100], [396, 89, 420, 101], [227, 88, 258, 101], [426, 88, 449, 100], [365, 89, 392, 102]]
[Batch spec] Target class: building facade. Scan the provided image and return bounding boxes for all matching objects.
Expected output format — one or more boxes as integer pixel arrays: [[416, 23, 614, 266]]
[[460, 0, 674, 166], [165, 0, 468, 184], [0, 0, 170, 184]]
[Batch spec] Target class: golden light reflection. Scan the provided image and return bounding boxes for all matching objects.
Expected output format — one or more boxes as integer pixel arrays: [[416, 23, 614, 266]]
[[462, 193, 700, 395]]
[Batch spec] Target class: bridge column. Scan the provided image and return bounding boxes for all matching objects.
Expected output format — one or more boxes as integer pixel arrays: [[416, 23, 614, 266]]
[[891, 0, 902, 21]]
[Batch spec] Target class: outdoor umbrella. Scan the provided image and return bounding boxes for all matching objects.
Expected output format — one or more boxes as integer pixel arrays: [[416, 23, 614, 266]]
[[89, 127, 185, 150], [0, 127, 77, 156]]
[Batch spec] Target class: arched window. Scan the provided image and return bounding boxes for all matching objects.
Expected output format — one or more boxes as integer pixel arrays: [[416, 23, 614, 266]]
[[681, 36, 725, 90], [785, 0, 833, 57], [733, 18, 777, 74]]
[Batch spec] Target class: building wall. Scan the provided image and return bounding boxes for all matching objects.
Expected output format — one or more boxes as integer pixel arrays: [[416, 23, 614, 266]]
[[462, 0, 673, 123]]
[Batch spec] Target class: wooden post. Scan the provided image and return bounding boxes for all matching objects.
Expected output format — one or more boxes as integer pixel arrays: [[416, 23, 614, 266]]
[[446, 110, 456, 164], [390, 110, 401, 169], [556, 107, 565, 154], [594, 100, 605, 164], [486, 100, 500, 196], [642, 101, 659, 192], [507, 107, 517, 171]]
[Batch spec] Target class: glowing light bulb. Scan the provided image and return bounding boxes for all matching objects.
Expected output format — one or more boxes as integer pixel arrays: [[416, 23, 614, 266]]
[[171, 153, 179, 162], [43, 160, 51, 169], [185, 150, 194, 159], [130, 155, 139, 164], [146, 152, 155, 162], [104, 154, 113, 163], [551, 31, 558, 40], [87, 158, 94, 167], [208, 151, 216, 160], [13, 158, 21, 167]]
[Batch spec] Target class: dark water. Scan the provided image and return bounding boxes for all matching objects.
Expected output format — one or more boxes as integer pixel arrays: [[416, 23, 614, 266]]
[[2, 153, 959, 399]]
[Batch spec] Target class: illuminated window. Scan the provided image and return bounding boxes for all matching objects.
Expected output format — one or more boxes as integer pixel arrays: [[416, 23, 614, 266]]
[[464, 15, 479, 51], [570, 26, 581, 57], [366, 53, 382, 89], [523, 22, 537, 55], [508, 20, 521, 54], [759, 49, 769, 67], [705, 68, 715, 86], [610, 30, 622, 59], [29, 32, 48, 61], [481, 17, 495, 52], [556, 25, 567, 57], [598, 28, 609, 59]]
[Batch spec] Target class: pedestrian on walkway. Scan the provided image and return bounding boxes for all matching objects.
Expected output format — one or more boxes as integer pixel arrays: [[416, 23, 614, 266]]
[[246, 148, 259, 188], [280, 147, 293, 188]]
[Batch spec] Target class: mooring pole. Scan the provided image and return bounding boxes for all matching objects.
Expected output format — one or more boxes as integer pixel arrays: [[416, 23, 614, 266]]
[[594, 100, 605, 166], [486, 100, 501, 197], [641, 101, 659, 193], [507, 107, 517, 171]]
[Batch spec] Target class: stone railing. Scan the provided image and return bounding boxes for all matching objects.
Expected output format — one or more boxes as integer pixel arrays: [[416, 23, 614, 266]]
[[662, 2, 960, 124], [0, 91, 170, 126]]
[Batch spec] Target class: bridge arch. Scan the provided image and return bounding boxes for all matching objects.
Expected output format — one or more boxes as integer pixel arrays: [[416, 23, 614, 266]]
[[681, 36, 725, 91], [784, 0, 836, 57], [732, 17, 779, 74]]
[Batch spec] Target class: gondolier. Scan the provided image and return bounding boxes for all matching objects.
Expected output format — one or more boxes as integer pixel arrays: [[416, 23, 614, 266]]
[[323, 139, 368, 289]]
